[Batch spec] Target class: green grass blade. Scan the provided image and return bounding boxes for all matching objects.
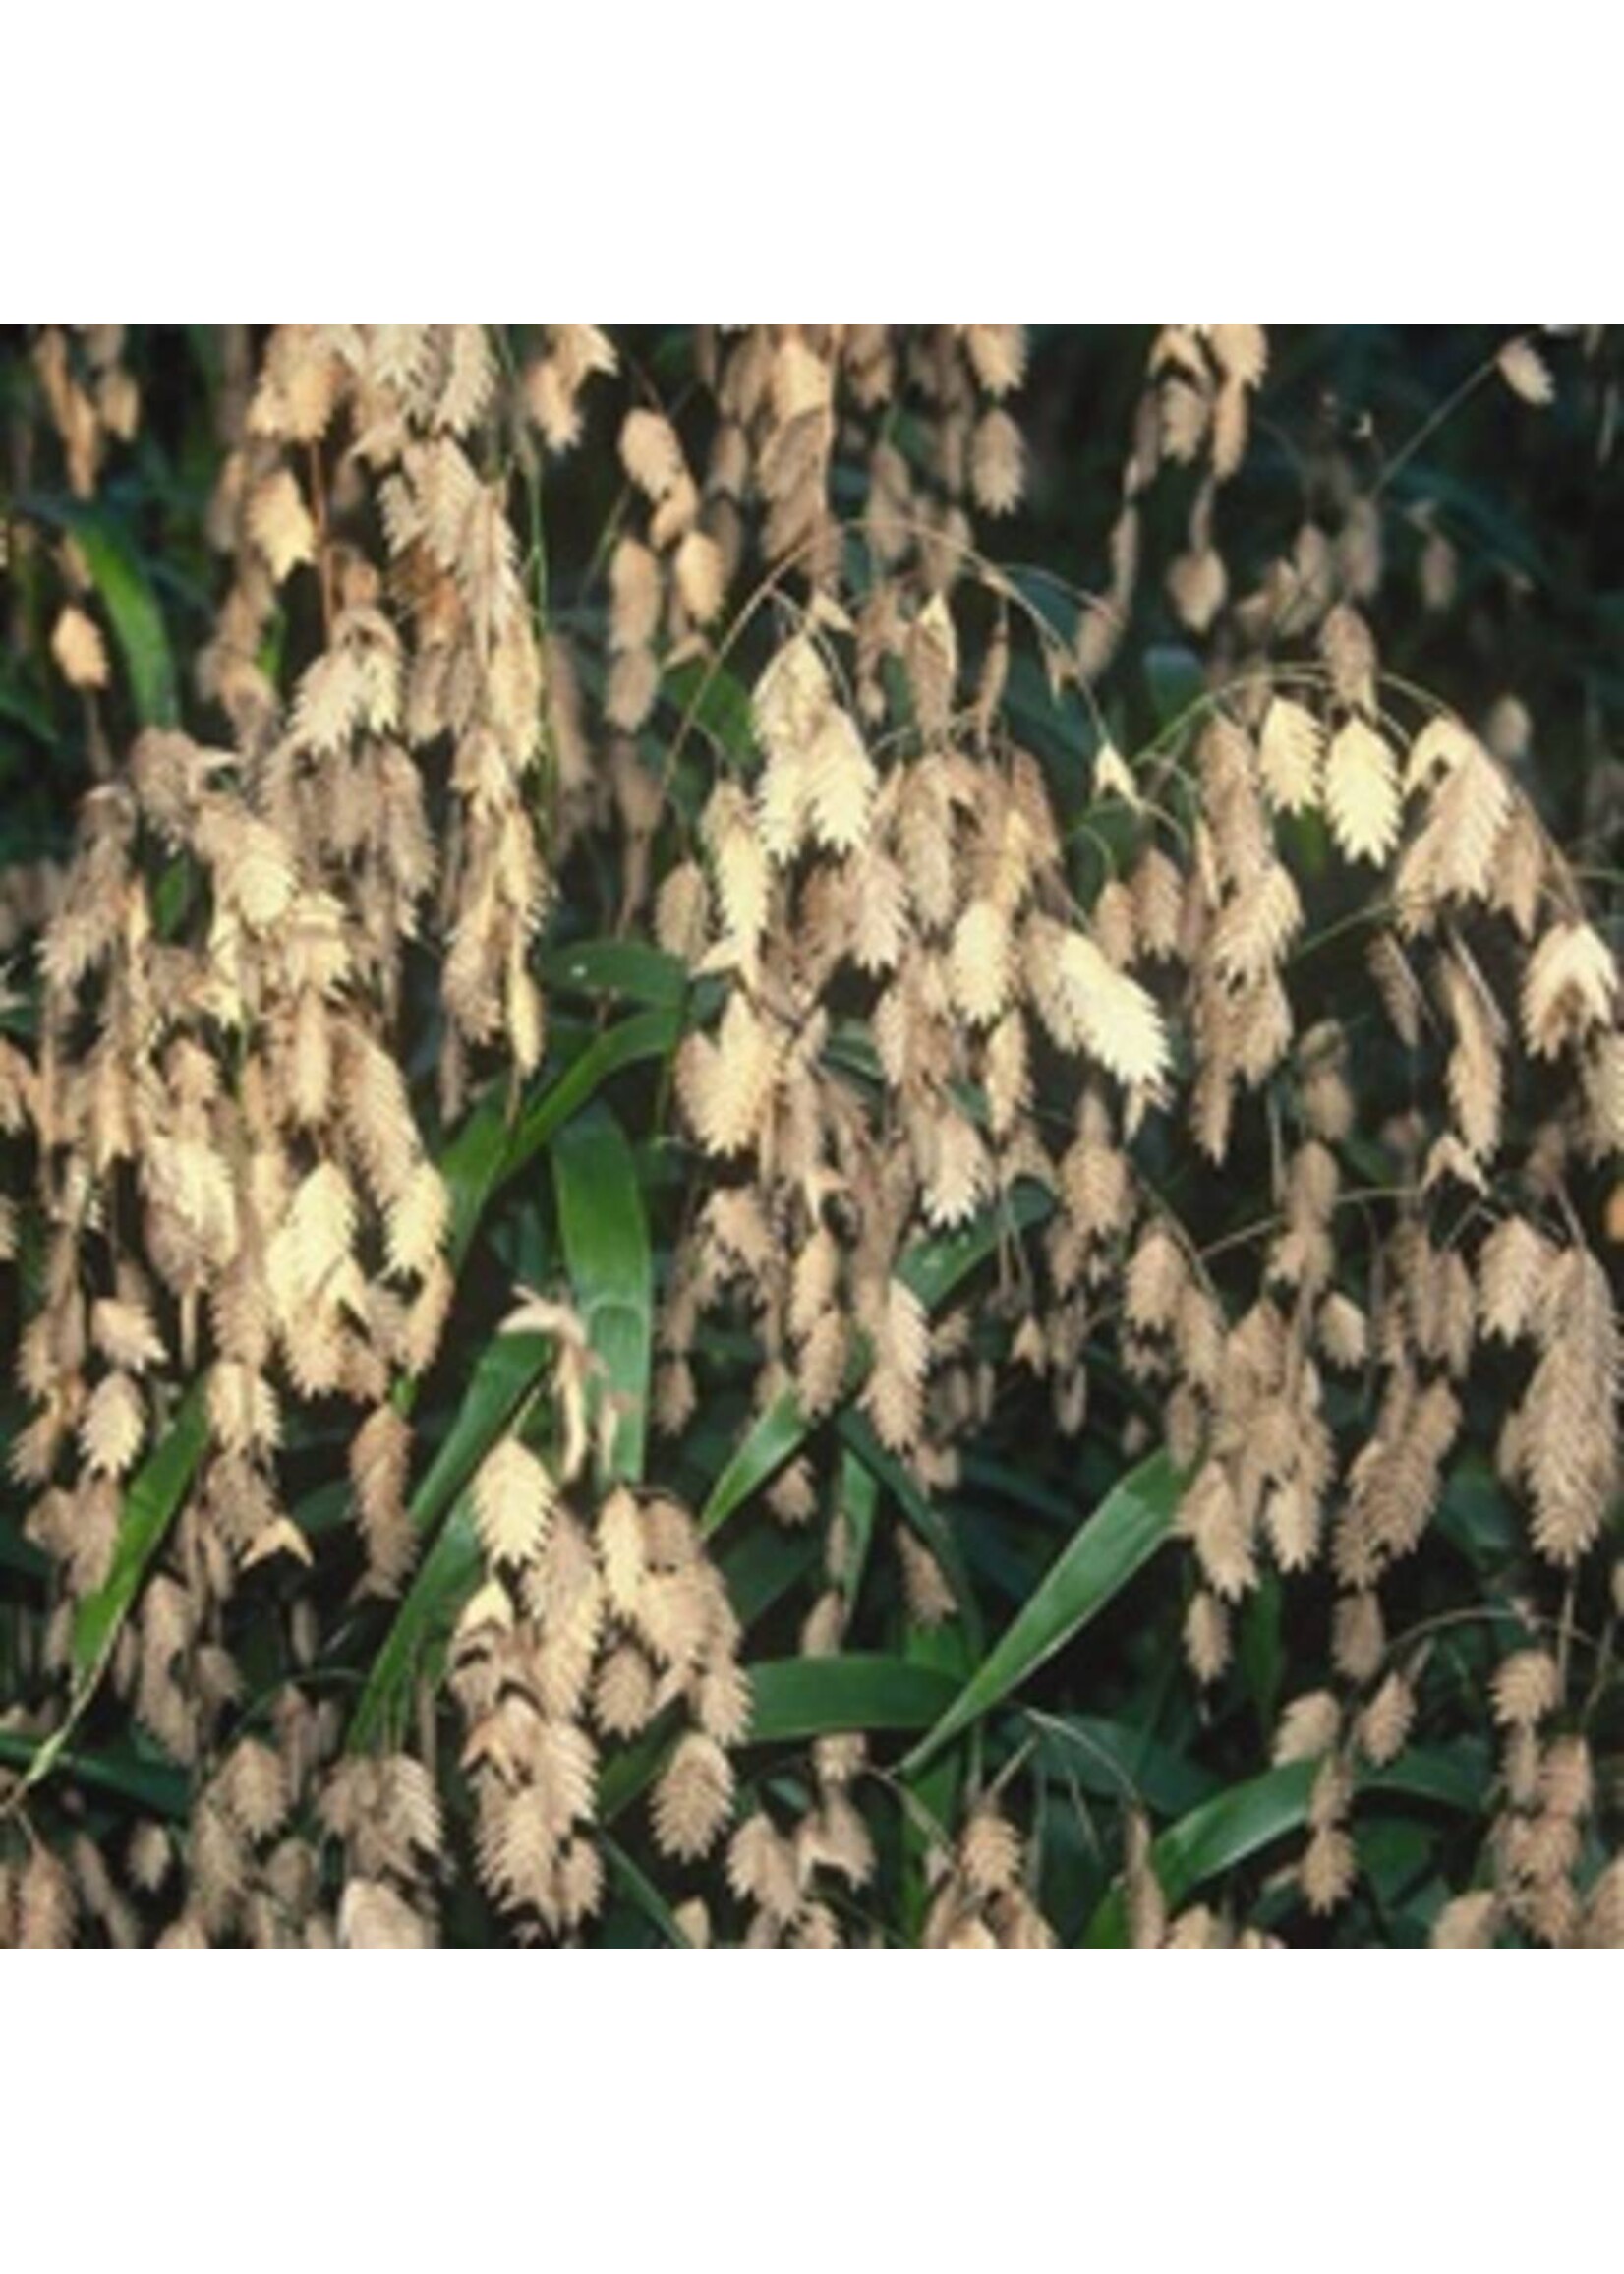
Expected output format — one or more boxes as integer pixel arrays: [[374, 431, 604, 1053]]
[[552, 1104, 652, 1487], [346, 1335, 551, 1751], [745, 1654, 959, 1744], [597, 1655, 960, 1833], [897, 1179, 1053, 1309], [73, 1384, 210, 1683], [697, 1189, 1056, 1544], [436, 1088, 520, 1269], [1082, 1747, 1492, 1945], [715, 1526, 820, 1626], [13, 1384, 207, 1799], [540, 940, 688, 1010], [405, 1332, 551, 1545], [345, 1498, 480, 1755], [602, 1834, 694, 1946], [0, 1727, 189, 1818], [663, 654, 756, 764], [506, 1010, 679, 1188], [1032, 1713, 1220, 1817], [64, 507, 179, 727], [899, 1448, 1182, 1777], [835, 1448, 879, 1608], [836, 1412, 985, 1654], [437, 1007, 681, 1266], [699, 1385, 807, 1537], [599, 1715, 680, 1824]]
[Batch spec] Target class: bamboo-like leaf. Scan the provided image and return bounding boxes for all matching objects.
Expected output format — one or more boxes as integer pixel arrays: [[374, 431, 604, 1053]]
[[899, 1449, 1181, 1776], [1085, 1762, 1315, 1945], [29, 498, 179, 728], [1033, 1714, 1220, 1818], [699, 1385, 807, 1537], [745, 1654, 960, 1745], [600, 1714, 681, 1825], [405, 1332, 551, 1546], [11, 1384, 207, 1799], [289, 1477, 350, 1542], [439, 1008, 681, 1265], [552, 1105, 651, 1487], [345, 1500, 480, 1755], [540, 940, 688, 1011], [1082, 1748, 1491, 1945], [507, 1011, 679, 1187], [0, 1726, 189, 1818], [602, 1834, 694, 1947], [346, 1336, 549, 1751], [837, 1411, 984, 1653], [897, 1177, 1052, 1309], [664, 653, 756, 765], [598, 1654, 960, 1829], [835, 1448, 879, 1610], [435, 1087, 519, 1270], [900, 1618, 976, 1939], [960, 1452, 1083, 1528], [698, 1189, 1056, 1542], [74, 1387, 208, 1686]]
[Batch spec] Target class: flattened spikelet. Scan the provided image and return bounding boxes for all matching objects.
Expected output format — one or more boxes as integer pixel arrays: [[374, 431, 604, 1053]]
[[472, 1436, 555, 1567], [674, 528, 724, 624], [1432, 1891, 1500, 1949], [386, 1160, 450, 1280], [1324, 718, 1400, 864], [703, 784, 769, 957], [1046, 926, 1170, 1088], [1522, 922, 1618, 1059], [1302, 1824, 1357, 1914], [805, 706, 876, 853], [1258, 697, 1322, 815], [1185, 1589, 1231, 1683], [247, 468, 317, 584], [1498, 337, 1554, 407], [970, 408, 1025, 515], [1273, 1690, 1341, 1765], [685, 991, 779, 1156], [1367, 931, 1424, 1047], [960, 1807, 1022, 1895], [1520, 1248, 1618, 1563], [339, 1879, 432, 1949], [652, 1731, 734, 1861], [51, 604, 109, 690], [863, 1278, 929, 1452], [593, 1642, 656, 1737], [897, 1527, 957, 1627], [1357, 1673, 1415, 1768], [80, 1370, 145, 1477], [963, 324, 1026, 396], [1319, 605, 1377, 711], [619, 408, 686, 501], [19, 1847, 76, 1948], [1478, 1216, 1554, 1344], [1492, 1649, 1560, 1727], [1181, 1461, 1255, 1600], [728, 1813, 801, 1921], [598, 1486, 645, 1616], [1212, 861, 1302, 987], [219, 1738, 288, 1841]]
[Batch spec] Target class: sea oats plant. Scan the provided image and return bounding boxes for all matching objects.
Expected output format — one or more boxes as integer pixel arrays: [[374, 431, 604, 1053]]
[[0, 326, 1618, 1947]]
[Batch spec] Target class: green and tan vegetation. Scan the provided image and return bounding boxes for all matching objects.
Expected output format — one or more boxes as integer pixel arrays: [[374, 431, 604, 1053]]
[[0, 324, 1619, 1948]]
